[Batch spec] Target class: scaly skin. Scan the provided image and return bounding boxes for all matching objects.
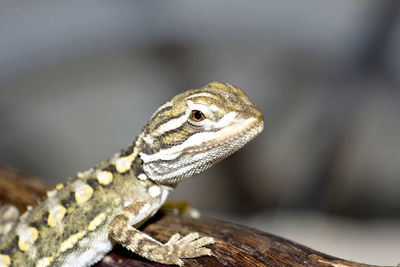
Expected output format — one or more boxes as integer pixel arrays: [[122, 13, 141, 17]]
[[0, 82, 263, 267]]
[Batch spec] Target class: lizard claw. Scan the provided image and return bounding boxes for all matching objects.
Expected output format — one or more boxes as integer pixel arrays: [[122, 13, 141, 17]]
[[166, 233, 181, 245]]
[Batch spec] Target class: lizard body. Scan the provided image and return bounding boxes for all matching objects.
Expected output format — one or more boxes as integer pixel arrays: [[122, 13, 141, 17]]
[[0, 82, 263, 266]]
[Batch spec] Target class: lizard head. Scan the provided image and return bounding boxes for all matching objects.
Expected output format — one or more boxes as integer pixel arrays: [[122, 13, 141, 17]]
[[137, 81, 264, 185]]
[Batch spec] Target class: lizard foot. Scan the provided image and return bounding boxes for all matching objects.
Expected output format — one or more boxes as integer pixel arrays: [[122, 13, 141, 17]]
[[156, 232, 215, 266]]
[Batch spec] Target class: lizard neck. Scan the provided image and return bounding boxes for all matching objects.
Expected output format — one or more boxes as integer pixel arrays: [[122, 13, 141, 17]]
[[103, 138, 178, 188]]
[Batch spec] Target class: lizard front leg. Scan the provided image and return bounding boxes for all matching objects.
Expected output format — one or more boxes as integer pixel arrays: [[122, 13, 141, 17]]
[[108, 187, 215, 266]]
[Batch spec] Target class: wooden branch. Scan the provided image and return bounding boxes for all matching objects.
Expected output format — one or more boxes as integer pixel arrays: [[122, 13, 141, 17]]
[[0, 165, 382, 267]]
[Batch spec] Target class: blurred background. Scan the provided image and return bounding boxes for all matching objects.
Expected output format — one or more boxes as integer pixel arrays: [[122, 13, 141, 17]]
[[1, 1, 399, 265]]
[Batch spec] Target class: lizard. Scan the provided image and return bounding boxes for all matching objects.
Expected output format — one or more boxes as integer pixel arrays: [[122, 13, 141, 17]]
[[0, 81, 264, 267]]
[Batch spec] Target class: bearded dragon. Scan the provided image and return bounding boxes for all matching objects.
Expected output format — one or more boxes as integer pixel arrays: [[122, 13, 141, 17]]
[[0, 81, 264, 266]]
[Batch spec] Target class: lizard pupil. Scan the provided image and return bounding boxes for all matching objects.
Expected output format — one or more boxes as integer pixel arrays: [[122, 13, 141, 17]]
[[191, 110, 205, 122]]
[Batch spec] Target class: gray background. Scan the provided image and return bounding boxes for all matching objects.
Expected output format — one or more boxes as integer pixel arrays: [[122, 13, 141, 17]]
[[1, 1, 399, 264]]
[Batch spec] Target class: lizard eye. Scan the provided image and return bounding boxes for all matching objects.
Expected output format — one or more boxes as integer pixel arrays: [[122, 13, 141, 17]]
[[190, 110, 205, 122]]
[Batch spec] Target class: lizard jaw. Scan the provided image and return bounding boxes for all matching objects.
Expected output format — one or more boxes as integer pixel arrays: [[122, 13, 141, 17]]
[[141, 115, 263, 184]]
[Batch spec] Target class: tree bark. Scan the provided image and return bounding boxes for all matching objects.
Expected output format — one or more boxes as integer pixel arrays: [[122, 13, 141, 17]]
[[0, 165, 383, 267]]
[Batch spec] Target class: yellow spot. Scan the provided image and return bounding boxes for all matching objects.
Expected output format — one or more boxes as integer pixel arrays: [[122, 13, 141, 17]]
[[47, 205, 67, 227], [77, 169, 94, 179], [35, 257, 53, 267], [46, 189, 57, 199], [18, 227, 38, 251], [115, 147, 138, 173], [88, 212, 106, 231], [96, 171, 113, 185], [0, 254, 10, 266], [56, 183, 64, 190], [74, 183, 94, 204], [59, 231, 86, 253]]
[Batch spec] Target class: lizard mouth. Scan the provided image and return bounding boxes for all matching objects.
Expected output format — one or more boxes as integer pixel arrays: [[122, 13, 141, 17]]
[[151, 119, 264, 184], [184, 118, 264, 155]]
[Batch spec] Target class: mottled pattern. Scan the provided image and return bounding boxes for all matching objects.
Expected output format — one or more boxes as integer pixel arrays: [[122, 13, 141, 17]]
[[0, 82, 264, 267], [0, 152, 154, 266]]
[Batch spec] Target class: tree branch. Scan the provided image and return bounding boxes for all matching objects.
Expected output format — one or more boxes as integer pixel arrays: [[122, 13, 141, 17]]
[[0, 165, 380, 266]]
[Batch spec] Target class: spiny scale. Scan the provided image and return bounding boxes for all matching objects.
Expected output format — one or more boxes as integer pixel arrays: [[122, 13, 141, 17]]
[[0, 82, 263, 267]]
